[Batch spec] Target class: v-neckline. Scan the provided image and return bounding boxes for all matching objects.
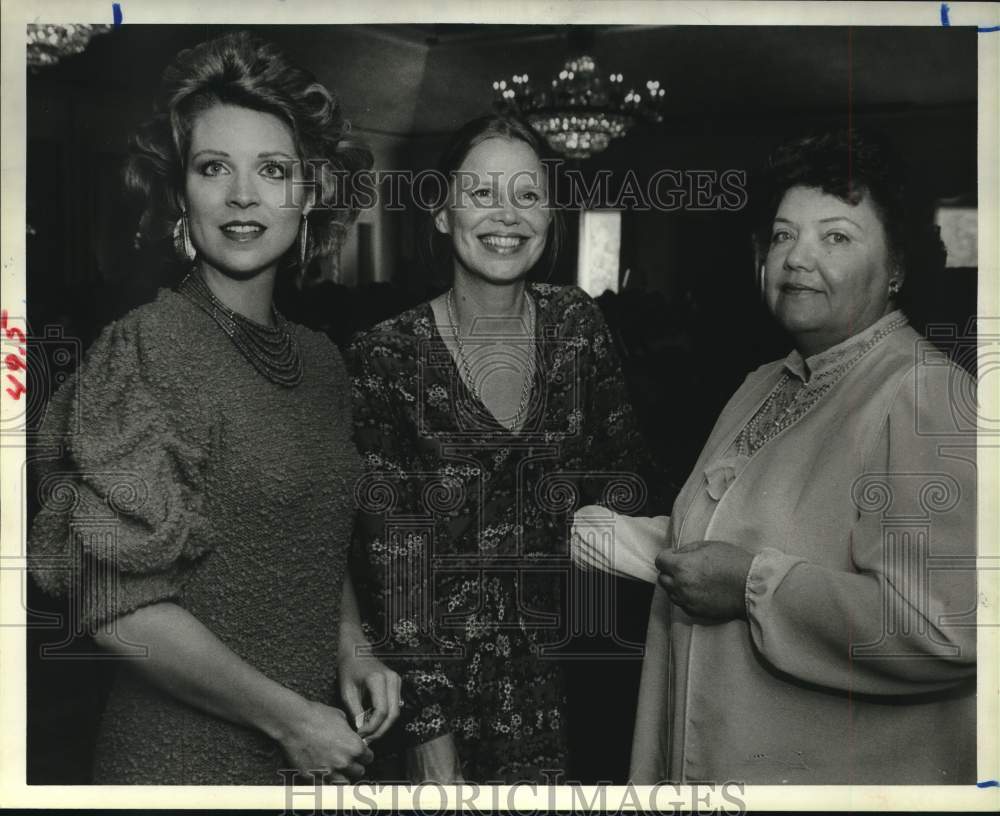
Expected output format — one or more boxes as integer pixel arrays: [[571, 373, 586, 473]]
[[424, 288, 541, 435]]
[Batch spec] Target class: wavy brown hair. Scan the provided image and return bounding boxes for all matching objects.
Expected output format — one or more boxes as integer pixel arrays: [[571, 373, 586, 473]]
[[125, 30, 373, 271]]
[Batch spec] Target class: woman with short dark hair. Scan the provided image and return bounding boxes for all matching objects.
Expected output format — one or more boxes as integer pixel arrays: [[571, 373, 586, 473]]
[[29, 31, 399, 784], [597, 129, 976, 784]]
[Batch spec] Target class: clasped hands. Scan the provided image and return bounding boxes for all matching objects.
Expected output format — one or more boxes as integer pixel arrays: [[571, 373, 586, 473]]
[[655, 540, 755, 621]]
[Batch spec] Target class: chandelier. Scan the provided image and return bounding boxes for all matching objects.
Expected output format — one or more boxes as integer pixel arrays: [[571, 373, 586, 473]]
[[493, 55, 665, 160], [27, 24, 113, 69]]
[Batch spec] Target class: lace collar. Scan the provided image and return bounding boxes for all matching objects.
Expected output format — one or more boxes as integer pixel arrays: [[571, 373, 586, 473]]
[[783, 310, 907, 383]]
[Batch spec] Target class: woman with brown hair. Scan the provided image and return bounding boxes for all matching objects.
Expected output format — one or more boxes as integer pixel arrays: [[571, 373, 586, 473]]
[[349, 114, 655, 782]]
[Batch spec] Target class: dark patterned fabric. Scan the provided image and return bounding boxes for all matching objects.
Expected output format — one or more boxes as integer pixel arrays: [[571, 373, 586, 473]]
[[29, 288, 361, 784], [348, 284, 651, 782]]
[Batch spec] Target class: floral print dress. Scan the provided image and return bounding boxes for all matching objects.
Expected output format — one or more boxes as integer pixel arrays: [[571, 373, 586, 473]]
[[348, 284, 652, 782]]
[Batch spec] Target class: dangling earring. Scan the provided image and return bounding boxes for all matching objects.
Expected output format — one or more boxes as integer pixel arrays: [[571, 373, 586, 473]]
[[173, 211, 196, 262], [758, 264, 766, 301], [299, 215, 309, 270], [888, 278, 902, 296]]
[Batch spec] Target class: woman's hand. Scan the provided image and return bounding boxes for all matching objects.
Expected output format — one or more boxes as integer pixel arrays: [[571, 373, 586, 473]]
[[338, 650, 403, 741], [276, 698, 374, 782], [655, 540, 755, 620], [339, 570, 402, 741], [89, 603, 374, 781]]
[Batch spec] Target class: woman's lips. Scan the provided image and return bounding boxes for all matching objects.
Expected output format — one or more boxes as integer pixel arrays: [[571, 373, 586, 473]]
[[479, 234, 527, 254], [220, 222, 267, 242], [781, 283, 822, 295]]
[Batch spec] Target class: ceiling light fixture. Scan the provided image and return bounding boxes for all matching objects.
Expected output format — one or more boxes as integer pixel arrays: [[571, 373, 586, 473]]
[[27, 24, 113, 69], [493, 54, 665, 160]]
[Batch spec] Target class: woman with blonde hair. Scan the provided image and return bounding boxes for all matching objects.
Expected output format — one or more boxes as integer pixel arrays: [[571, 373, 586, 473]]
[[29, 31, 399, 784]]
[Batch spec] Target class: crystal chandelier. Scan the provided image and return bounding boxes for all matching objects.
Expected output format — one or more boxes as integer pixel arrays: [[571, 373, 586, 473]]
[[27, 24, 113, 69], [493, 55, 665, 160]]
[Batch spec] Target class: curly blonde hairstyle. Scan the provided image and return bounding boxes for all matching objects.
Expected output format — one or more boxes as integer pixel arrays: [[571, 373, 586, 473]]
[[125, 30, 373, 270]]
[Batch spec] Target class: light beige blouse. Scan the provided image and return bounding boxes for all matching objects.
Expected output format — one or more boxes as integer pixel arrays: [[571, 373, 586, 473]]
[[630, 312, 978, 784]]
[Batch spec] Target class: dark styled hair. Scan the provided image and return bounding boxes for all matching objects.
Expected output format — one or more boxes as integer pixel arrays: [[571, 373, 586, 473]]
[[125, 31, 373, 270], [751, 129, 945, 306], [425, 114, 564, 281]]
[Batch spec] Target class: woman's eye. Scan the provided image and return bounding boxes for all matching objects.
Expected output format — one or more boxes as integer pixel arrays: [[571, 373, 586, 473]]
[[472, 189, 495, 202], [824, 231, 850, 245], [518, 190, 541, 204], [770, 229, 792, 244], [200, 160, 228, 177], [260, 162, 287, 180]]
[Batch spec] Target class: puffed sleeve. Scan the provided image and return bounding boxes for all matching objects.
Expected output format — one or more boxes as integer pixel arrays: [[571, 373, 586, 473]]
[[28, 314, 215, 632], [744, 360, 977, 695], [347, 334, 458, 747]]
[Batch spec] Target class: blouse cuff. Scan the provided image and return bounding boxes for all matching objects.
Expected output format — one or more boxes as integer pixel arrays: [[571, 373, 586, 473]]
[[745, 547, 808, 644]]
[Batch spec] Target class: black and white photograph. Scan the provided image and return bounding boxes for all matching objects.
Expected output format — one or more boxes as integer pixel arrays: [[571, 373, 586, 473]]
[[1, 0, 997, 810]]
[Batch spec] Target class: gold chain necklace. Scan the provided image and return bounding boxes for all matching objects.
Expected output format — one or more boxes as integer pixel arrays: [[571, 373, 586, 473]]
[[446, 287, 536, 431]]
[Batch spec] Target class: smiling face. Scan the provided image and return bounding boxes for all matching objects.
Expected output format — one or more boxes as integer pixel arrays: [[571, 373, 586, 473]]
[[764, 185, 897, 356], [435, 136, 551, 286], [184, 104, 309, 280]]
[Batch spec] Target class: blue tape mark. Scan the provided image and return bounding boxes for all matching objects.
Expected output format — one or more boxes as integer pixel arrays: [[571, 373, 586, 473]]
[[112, 3, 122, 27], [977, 780, 999, 788], [941, 3, 1000, 31]]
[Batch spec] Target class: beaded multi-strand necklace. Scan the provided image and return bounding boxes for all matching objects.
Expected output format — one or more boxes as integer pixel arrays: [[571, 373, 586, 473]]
[[178, 269, 303, 388], [736, 314, 907, 457]]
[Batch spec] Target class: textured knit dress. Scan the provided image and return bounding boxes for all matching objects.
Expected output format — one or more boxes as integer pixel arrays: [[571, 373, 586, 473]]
[[28, 287, 361, 784], [348, 284, 655, 782]]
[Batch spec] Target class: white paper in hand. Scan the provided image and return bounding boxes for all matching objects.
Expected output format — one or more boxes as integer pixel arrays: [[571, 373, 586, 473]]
[[570, 505, 669, 584]]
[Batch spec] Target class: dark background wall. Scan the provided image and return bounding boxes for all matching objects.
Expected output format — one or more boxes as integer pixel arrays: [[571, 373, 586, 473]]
[[25, 23, 978, 784], [25, 23, 978, 430]]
